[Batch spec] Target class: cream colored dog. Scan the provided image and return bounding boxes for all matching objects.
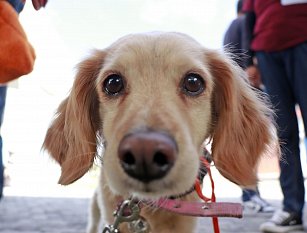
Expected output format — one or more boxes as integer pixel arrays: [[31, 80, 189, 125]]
[[43, 32, 275, 233]]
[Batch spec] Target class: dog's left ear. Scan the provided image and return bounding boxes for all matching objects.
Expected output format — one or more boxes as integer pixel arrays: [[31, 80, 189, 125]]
[[207, 50, 276, 186], [43, 50, 105, 185]]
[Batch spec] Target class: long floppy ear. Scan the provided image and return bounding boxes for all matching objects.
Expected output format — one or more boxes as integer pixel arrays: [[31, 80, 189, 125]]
[[43, 50, 105, 185], [208, 50, 276, 186]]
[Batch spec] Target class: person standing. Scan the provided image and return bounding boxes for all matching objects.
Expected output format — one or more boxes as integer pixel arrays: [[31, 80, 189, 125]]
[[0, 0, 48, 200], [242, 0, 307, 232], [0, 0, 26, 201], [223, 0, 274, 214]]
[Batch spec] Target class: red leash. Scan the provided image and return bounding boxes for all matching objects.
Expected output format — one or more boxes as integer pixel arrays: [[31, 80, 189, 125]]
[[195, 157, 220, 233]]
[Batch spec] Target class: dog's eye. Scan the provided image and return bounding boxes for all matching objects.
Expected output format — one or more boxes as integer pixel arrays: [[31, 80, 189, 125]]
[[181, 73, 205, 96], [103, 74, 125, 96]]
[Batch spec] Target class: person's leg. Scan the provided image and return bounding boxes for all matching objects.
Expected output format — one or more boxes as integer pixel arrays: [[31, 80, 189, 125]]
[[283, 43, 306, 216], [257, 50, 304, 217], [0, 86, 7, 199], [242, 187, 275, 213], [242, 188, 258, 202], [0, 136, 3, 199], [292, 43, 307, 147]]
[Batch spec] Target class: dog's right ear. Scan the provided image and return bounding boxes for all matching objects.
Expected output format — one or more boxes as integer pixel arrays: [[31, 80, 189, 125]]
[[43, 50, 105, 185], [207, 50, 277, 187]]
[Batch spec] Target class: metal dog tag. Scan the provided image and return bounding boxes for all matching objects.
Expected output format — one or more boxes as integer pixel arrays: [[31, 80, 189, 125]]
[[128, 217, 150, 233], [102, 225, 119, 233], [102, 199, 141, 233]]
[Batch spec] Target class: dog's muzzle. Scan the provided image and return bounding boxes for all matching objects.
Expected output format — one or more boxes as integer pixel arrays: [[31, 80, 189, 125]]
[[118, 131, 177, 183]]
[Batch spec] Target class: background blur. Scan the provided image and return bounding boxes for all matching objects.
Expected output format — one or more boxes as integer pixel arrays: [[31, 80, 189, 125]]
[[2, 0, 306, 201]]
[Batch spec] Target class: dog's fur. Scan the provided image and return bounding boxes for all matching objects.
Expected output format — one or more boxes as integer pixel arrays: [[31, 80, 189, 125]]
[[43, 32, 276, 233]]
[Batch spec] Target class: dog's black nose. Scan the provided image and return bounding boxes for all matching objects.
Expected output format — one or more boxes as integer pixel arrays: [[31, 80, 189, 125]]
[[118, 131, 177, 183]]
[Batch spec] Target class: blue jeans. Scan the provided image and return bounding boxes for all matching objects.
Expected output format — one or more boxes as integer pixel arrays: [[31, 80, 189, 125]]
[[0, 86, 7, 199], [242, 188, 259, 202], [256, 42, 307, 218], [7, 0, 24, 13]]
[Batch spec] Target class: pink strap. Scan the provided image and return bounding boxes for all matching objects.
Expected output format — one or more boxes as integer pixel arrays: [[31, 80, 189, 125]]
[[152, 200, 243, 218]]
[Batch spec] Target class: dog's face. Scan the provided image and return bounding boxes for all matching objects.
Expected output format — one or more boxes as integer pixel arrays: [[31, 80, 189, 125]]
[[43, 32, 275, 200], [97, 33, 214, 198]]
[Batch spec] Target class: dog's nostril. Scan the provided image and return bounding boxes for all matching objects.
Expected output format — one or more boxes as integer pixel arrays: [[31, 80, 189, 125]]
[[153, 151, 169, 168], [122, 152, 135, 165]]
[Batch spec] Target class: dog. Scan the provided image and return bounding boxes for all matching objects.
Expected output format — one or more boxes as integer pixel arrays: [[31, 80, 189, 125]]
[[43, 32, 276, 233]]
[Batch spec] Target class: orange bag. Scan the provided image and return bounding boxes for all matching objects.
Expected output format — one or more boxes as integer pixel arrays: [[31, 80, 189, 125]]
[[0, 0, 35, 83]]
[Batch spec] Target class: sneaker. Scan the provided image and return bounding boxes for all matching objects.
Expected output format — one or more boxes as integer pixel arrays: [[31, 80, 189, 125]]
[[243, 194, 275, 213], [260, 209, 303, 233]]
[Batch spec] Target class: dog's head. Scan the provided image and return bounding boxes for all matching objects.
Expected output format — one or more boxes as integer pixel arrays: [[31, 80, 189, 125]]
[[43, 32, 275, 199]]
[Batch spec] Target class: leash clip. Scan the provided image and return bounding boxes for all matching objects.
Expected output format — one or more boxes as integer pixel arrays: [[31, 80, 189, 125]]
[[102, 199, 141, 233]]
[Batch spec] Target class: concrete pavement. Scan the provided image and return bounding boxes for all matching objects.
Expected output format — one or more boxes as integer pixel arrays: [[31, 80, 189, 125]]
[[0, 196, 88, 233]]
